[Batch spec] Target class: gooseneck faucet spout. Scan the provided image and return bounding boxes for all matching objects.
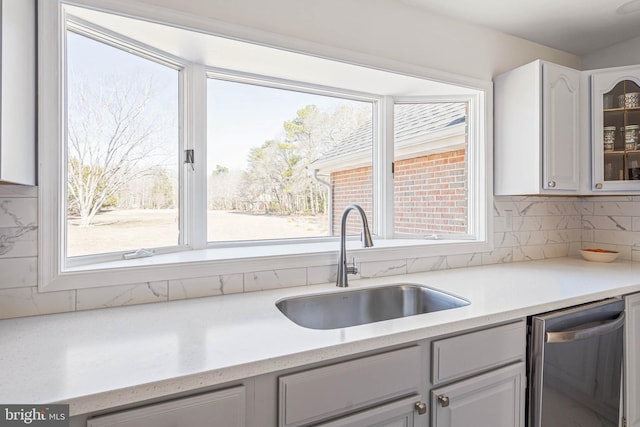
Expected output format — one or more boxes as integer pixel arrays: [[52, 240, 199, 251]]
[[336, 204, 374, 287]]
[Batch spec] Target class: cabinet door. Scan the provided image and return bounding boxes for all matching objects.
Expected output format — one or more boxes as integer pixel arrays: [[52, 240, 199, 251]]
[[279, 346, 422, 427], [431, 321, 525, 386], [542, 63, 580, 191], [591, 67, 640, 192], [626, 293, 640, 427], [0, 0, 36, 185], [494, 60, 580, 195], [431, 363, 525, 427], [316, 395, 427, 427], [494, 60, 543, 195], [87, 386, 245, 427]]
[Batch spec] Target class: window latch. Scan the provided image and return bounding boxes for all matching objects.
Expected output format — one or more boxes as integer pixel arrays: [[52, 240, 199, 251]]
[[184, 149, 195, 170], [123, 248, 155, 260]]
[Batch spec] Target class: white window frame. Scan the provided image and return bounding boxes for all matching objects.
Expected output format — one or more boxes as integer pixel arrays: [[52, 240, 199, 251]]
[[203, 68, 383, 245], [38, 0, 493, 292], [387, 96, 478, 240], [62, 19, 189, 268]]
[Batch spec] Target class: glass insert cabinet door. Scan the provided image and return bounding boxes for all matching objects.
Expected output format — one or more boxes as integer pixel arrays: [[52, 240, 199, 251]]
[[592, 69, 640, 191]]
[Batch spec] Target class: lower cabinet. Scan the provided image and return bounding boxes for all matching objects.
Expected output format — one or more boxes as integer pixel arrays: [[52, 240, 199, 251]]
[[86, 386, 246, 427], [430, 363, 525, 427], [278, 346, 428, 427], [430, 321, 526, 427], [316, 395, 424, 427], [278, 320, 526, 427], [79, 320, 528, 427]]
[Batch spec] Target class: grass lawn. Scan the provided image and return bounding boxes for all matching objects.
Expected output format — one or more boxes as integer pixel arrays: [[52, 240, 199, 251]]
[[67, 209, 329, 257]]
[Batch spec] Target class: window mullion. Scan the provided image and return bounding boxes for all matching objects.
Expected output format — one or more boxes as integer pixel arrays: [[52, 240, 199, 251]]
[[182, 63, 208, 250], [376, 96, 395, 238]]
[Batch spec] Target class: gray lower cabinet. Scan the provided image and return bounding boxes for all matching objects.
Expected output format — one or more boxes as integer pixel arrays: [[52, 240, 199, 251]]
[[316, 395, 423, 427], [430, 321, 526, 427], [86, 386, 246, 427], [278, 346, 428, 427], [278, 321, 526, 427], [79, 321, 528, 427], [430, 363, 525, 427]]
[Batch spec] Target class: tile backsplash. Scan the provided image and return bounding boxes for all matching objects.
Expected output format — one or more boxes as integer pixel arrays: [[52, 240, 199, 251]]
[[1, 189, 635, 320]]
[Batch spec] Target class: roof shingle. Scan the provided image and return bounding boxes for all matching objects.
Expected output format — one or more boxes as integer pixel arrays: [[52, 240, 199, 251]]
[[313, 102, 466, 164]]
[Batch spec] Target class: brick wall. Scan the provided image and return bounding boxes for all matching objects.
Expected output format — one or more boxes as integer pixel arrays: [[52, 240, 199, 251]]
[[330, 149, 467, 236], [331, 166, 373, 235], [394, 149, 467, 235]]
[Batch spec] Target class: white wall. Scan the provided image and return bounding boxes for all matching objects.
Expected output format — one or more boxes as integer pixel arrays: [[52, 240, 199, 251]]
[[582, 35, 640, 70], [138, 0, 580, 81]]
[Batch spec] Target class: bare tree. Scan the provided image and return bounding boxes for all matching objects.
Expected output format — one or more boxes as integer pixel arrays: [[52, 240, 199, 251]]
[[208, 165, 243, 210], [67, 73, 169, 226], [243, 140, 297, 214]]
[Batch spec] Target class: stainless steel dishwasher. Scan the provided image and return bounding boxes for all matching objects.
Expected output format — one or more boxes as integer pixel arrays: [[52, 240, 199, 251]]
[[528, 298, 625, 427]]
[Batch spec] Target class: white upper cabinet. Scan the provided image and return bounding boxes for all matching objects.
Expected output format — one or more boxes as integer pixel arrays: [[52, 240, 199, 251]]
[[590, 65, 640, 192], [494, 60, 580, 195], [0, 0, 36, 186]]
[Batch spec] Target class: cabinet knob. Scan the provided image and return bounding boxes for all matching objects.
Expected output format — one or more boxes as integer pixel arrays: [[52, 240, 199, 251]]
[[547, 180, 556, 188], [414, 401, 427, 415], [595, 183, 603, 190], [437, 395, 450, 407]]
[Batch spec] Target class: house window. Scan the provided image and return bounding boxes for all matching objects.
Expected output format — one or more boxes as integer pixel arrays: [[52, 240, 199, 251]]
[[38, 0, 490, 290], [65, 30, 180, 258]]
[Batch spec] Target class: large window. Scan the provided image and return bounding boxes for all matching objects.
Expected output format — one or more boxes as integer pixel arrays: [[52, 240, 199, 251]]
[[38, 0, 490, 290]]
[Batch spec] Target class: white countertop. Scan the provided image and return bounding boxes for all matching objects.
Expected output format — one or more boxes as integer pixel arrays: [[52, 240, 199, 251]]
[[2, 257, 640, 416]]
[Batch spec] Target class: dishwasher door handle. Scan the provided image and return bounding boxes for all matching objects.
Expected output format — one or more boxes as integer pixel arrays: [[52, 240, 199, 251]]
[[545, 312, 625, 343]]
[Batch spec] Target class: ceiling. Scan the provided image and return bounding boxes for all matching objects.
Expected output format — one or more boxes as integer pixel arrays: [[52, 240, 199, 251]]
[[400, 0, 640, 56]]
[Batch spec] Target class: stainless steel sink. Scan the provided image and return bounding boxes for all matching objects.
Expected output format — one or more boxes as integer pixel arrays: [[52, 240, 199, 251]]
[[275, 283, 470, 330]]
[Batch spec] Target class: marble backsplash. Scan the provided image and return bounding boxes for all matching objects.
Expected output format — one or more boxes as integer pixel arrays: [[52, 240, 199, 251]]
[[1, 188, 633, 319]]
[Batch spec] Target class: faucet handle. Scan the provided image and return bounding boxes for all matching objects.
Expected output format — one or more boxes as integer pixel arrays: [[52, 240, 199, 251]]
[[347, 257, 358, 275]]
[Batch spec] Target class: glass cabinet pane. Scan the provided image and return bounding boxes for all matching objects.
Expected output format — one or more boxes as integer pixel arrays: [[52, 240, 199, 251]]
[[603, 80, 640, 181]]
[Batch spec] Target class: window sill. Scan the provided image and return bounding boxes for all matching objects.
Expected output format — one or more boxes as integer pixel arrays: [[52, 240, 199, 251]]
[[41, 238, 492, 292]]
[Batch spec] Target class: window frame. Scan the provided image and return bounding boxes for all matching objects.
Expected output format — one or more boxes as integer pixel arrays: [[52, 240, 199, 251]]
[[203, 68, 382, 245], [63, 18, 188, 267], [38, 0, 493, 292]]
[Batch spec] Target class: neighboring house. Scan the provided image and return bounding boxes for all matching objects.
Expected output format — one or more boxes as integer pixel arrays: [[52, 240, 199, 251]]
[[311, 103, 468, 236]]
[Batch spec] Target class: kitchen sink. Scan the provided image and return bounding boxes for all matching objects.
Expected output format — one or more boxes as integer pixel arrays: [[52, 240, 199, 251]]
[[275, 283, 470, 330]]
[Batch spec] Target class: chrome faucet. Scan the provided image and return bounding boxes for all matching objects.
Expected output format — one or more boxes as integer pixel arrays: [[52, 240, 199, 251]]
[[336, 204, 374, 287]]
